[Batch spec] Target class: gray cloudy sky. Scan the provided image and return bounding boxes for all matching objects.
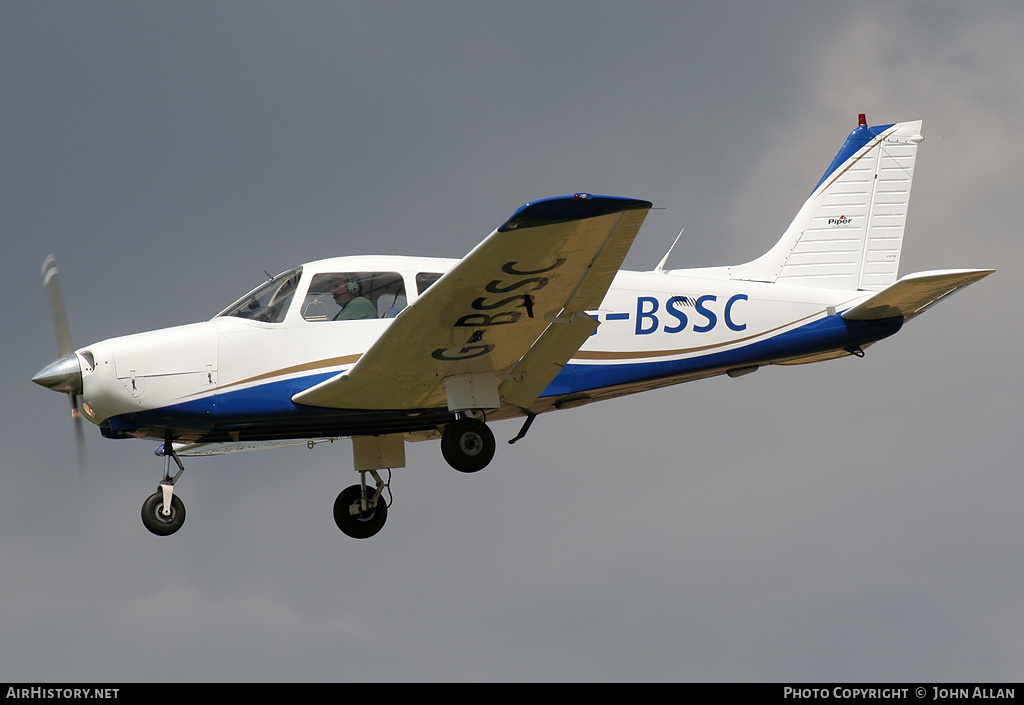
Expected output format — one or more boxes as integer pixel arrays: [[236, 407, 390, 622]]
[[2, 0, 1022, 682]]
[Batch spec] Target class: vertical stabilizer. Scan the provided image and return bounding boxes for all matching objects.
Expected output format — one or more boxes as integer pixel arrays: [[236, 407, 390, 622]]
[[729, 117, 924, 291]]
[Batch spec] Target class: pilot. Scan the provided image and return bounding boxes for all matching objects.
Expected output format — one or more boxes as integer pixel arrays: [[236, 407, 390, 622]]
[[332, 278, 378, 320]]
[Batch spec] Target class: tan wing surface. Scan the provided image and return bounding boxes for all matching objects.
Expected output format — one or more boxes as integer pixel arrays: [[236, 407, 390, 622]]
[[292, 194, 652, 410]]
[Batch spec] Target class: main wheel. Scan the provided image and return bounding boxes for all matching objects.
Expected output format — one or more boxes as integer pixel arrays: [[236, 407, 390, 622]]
[[440, 417, 495, 473], [141, 491, 186, 536], [333, 484, 388, 539]]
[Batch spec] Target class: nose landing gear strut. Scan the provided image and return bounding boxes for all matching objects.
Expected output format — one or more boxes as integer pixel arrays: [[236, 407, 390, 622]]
[[143, 436, 187, 536]]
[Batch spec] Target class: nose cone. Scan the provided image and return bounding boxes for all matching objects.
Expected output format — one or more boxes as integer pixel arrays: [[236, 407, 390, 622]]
[[32, 353, 83, 394]]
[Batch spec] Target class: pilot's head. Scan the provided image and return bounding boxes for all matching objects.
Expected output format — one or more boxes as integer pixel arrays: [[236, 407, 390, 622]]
[[332, 277, 361, 304]]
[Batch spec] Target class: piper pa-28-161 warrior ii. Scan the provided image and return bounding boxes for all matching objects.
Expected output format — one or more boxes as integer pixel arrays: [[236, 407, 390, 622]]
[[34, 115, 992, 539]]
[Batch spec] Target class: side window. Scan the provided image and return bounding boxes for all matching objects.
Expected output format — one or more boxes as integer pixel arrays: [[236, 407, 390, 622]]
[[416, 272, 444, 295], [302, 272, 407, 322]]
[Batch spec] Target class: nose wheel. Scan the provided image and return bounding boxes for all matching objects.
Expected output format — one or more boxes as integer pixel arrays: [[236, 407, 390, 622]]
[[141, 487, 186, 536]]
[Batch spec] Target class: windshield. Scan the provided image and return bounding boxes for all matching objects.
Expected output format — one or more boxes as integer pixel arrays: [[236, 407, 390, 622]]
[[216, 267, 302, 323]]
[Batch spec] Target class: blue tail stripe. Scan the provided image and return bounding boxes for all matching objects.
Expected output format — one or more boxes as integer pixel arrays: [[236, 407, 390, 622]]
[[812, 123, 894, 195]]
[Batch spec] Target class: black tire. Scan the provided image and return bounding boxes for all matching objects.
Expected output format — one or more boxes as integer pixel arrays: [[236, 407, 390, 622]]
[[440, 417, 495, 473], [141, 491, 186, 536], [333, 484, 388, 539]]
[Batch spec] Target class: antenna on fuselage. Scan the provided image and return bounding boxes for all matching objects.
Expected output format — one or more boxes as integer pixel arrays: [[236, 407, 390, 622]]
[[654, 228, 685, 273]]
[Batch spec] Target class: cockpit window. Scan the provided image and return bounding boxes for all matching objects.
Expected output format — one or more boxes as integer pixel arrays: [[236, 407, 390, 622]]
[[416, 272, 444, 294], [216, 267, 302, 323], [301, 271, 407, 321]]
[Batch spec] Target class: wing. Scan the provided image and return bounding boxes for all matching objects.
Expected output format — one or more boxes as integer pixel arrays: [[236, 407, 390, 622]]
[[292, 194, 652, 410]]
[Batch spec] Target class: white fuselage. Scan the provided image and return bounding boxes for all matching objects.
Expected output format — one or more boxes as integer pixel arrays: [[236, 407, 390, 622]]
[[73, 254, 891, 444]]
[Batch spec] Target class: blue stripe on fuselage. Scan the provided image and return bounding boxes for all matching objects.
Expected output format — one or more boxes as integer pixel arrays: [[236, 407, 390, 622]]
[[104, 314, 901, 436], [103, 371, 340, 435], [541, 313, 903, 397]]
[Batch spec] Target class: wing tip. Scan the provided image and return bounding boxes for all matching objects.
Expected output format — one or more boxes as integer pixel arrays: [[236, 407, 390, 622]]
[[499, 193, 652, 232]]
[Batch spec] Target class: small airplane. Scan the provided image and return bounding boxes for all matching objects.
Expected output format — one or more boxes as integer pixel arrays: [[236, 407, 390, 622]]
[[33, 115, 992, 539]]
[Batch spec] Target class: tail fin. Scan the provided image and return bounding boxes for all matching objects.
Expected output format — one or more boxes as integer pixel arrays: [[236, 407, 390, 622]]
[[730, 116, 924, 291]]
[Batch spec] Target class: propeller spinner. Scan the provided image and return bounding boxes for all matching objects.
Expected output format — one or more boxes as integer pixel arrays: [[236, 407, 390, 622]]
[[33, 255, 88, 482]]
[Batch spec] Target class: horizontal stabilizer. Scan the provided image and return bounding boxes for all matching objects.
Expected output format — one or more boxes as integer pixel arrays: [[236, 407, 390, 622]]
[[842, 269, 993, 321]]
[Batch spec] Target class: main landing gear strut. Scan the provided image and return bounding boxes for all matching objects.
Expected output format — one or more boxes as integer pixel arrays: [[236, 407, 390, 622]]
[[142, 436, 187, 536], [438, 373, 498, 474], [331, 412, 498, 539], [332, 435, 401, 539], [332, 374, 504, 537]]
